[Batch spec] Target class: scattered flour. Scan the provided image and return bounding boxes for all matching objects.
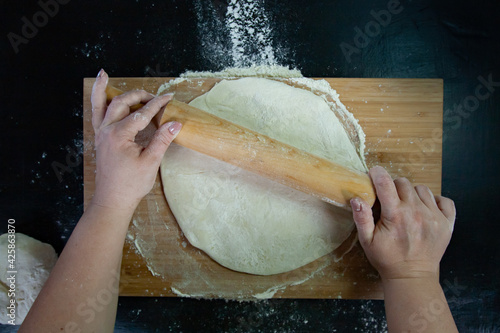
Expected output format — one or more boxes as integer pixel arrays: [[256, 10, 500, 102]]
[[157, 65, 302, 96], [253, 287, 282, 300], [226, 0, 276, 67], [181, 65, 302, 78], [193, 0, 293, 70], [170, 287, 203, 298]]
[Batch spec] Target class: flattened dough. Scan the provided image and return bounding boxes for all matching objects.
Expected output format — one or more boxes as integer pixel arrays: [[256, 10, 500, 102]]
[[0, 233, 57, 324], [160, 78, 366, 275]]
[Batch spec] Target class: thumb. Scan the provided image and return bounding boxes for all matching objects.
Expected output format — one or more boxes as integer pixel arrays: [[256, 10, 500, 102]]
[[350, 197, 375, 248], [142, 121, 182, 164]]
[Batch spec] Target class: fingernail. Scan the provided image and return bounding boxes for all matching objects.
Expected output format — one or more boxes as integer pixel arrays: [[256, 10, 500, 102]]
[[160, 93, 174, 100], [97, 68, 104, 78], [167, 121, 182, 136], [351, 198, 362, 212]]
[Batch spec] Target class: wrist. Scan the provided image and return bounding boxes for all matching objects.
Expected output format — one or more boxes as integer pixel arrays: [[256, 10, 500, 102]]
[[382, 274, 439, 285], [381, 274, 443, 301], [380, 270, 440, 289], [91, 190, 142, 213], [377, 261, 440, 282], [87, 197, 138, 220]]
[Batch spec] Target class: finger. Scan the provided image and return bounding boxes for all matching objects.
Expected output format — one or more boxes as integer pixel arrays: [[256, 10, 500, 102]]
[[119, 94, 173, 135], [369, 166, 399, 212], [351, 198, 375, 247], [141, 121, 182, 166], [102, 90, 155, 127], [435, 195, 456, 223], [91, 69, 108, 131], [415, 185, 437, 208], [394, 177, 415, 202]]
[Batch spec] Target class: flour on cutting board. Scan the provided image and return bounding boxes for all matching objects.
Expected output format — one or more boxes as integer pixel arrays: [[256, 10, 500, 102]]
[[181, 65, 303, 79], [126, 188, 353, 299], [253, 258, 332, 299], [157, 65, 303, 96], [127, 66, 368, 299]]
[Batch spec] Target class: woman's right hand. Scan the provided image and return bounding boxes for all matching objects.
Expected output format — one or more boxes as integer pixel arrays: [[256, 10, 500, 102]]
[[350, 166, 456, 281]]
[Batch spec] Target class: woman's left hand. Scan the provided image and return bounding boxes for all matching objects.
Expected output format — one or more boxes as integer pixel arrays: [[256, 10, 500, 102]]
[[90, 69, 182, 212]]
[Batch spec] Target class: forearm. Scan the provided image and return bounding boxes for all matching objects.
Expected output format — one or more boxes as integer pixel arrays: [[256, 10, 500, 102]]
[[383, 276, 458, 333], [19, 201, 135, 333]]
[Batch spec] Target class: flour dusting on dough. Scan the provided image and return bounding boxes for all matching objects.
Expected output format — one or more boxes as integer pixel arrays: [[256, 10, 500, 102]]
[[162, 77, 362, 277], [129, 66, 367, 299], [286, 77, 367, 165]]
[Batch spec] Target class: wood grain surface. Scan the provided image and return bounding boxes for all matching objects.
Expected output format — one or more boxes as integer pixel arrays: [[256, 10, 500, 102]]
[[83, 77, 443, 300]]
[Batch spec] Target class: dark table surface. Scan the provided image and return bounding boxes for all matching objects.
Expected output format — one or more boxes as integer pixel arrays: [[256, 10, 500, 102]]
[[1, 0, 499, 331]]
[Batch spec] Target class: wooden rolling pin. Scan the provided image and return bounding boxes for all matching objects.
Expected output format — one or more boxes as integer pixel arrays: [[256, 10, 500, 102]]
[[105, 85, 376, 208]]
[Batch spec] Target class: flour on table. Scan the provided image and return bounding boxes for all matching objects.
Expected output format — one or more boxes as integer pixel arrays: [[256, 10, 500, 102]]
[[160, 77, 367, 276]]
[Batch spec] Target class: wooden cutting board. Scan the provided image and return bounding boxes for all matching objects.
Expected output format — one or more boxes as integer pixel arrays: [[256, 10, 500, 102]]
[[83, 77, 443, 300]]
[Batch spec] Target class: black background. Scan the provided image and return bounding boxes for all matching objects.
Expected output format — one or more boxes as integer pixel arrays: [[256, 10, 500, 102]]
[[1, 0, 499, 331]]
